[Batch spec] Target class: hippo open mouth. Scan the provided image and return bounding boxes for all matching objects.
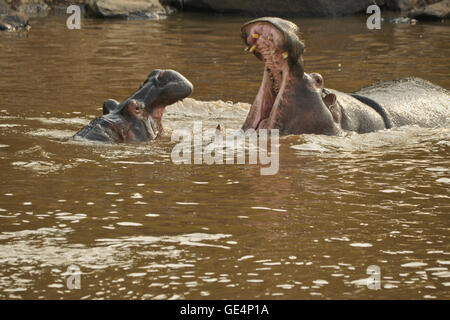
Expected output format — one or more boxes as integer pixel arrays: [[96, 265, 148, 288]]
[[125, 69, 193, 135], [241, 17, 305, 131]]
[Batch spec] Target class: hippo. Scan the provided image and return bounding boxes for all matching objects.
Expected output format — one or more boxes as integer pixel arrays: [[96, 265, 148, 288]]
[[74, 69, 193, 143], [240, 17, 450, 135]]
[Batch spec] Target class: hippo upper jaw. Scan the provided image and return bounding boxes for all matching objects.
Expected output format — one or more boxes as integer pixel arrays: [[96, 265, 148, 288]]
[[241, 17, 305, 69], [125, 69, 193, 111]]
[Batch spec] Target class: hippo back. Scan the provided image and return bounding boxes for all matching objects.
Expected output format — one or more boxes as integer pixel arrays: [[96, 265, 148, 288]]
[[74, 114, 124, 142], [354, 78, 450, 128]]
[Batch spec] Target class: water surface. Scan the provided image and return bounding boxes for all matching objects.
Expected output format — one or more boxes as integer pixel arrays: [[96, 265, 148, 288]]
[[0, 13, 449, 299]]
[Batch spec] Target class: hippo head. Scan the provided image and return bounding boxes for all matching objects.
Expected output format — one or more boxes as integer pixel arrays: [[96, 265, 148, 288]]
[[110, 69, 193, 137], [241, 17, 340, 135]]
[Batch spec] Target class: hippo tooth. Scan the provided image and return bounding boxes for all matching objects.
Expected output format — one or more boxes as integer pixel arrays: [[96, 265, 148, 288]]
[[249, 44, 257, 53], [252, 33, 259, 39], [267, 35, 272, 40], [282, 52, 289, 59]]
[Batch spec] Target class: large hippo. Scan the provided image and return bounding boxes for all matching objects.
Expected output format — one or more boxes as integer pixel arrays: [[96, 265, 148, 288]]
[[240, 17, 450, 135], [74, 69, 193, 143]]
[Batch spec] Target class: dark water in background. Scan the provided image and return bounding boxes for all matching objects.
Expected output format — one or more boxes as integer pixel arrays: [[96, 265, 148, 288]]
[[0, 13, 449, 299]]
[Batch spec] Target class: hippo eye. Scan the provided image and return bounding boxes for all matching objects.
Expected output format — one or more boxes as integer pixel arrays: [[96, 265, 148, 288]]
[[316, 78, 322, 84], [148, 70, 160, 78], [154, 72, 165, 87]]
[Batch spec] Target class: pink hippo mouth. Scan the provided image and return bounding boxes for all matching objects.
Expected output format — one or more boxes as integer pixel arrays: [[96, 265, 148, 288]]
[[241, 18, 305, 131]]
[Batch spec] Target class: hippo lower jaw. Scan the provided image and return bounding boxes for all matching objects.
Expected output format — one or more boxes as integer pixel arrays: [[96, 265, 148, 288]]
[[145, 106, 166, 139], [145, 114, 159, 140], [244, 61, 292, 131]]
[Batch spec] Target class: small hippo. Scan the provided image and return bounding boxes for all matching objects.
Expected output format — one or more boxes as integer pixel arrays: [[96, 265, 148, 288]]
[[74, 69, 193, 143]]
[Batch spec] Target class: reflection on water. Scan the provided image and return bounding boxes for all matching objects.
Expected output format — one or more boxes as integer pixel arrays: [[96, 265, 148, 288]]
[[0, 13, 449, 299]]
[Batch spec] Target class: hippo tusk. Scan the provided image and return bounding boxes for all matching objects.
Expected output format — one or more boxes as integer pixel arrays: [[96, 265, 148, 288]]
[[282, 51, 289, 59], [249, 44, 257, 53], [252, 33, 259, 39]]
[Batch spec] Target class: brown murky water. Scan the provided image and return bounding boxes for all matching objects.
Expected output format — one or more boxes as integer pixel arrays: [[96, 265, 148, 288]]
[[0, 13, 449, 300]]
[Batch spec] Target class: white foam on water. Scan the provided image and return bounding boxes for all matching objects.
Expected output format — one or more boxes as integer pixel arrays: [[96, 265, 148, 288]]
[[401, 262, 428, 268], [112, 161, 155, 165], [116, 222, 143, 227], [350, 243, 373, 248], [145, 213, 160, 217]]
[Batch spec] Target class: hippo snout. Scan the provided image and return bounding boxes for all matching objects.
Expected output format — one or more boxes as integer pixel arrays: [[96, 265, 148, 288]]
[[153, 69, 194, 101]]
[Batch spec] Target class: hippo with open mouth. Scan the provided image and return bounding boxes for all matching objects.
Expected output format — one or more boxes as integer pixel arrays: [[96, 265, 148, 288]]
[[241, 17, 449, 135], [74, 69, 193, 143]]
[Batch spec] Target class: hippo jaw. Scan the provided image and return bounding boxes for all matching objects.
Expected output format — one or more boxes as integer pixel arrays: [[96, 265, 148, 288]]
[[241, 18, 340, 135], [118, 69, 193, 137]]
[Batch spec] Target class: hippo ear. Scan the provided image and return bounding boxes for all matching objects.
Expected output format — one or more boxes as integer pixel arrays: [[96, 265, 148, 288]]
[[323, 93, 336, 107], [103, 99, 120, 115], [323, 93, 341, 123]]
